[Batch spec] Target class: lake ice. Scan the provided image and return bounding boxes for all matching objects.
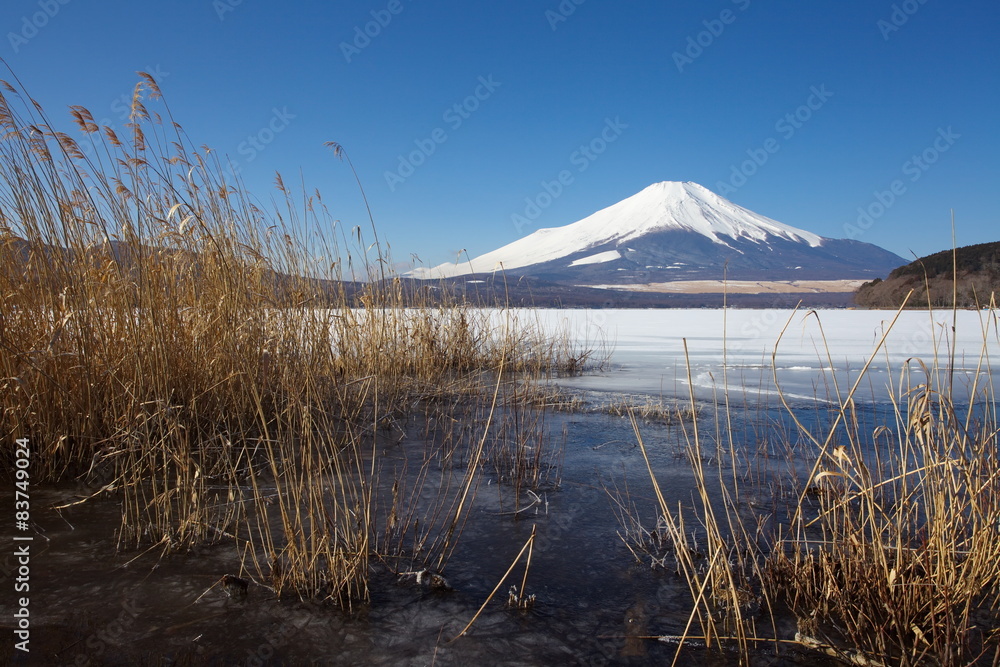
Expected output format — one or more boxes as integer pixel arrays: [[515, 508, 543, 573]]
[[521, 308, 1000, 405]]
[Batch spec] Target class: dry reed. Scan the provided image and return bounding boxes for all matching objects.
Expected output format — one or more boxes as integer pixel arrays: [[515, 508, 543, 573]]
[[617, 300, 1000, 665], [0, 68, 587, 607]]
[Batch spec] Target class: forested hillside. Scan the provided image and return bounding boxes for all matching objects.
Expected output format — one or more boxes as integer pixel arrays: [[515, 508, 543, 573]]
[[854, 241, 1000, 308]]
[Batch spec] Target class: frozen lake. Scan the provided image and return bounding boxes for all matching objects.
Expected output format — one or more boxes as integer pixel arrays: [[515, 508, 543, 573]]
[[18, 306, 996, 666], [524, 308, 1000, 405], [14, 347, 843, 667]]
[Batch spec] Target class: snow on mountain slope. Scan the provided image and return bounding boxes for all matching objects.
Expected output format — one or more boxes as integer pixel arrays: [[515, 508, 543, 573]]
[[569, 250, 622, 267], [409, 182, 824, 279]]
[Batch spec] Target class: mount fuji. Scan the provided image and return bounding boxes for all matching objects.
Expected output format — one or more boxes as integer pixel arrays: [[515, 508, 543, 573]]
[[408, 182, 905, 285]]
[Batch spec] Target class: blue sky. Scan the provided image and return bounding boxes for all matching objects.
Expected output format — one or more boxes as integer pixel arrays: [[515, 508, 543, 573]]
[[3, 0, 997, 270]]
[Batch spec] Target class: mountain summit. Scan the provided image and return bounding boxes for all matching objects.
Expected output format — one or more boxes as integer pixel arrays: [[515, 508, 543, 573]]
[[409, 182, 905, 284]]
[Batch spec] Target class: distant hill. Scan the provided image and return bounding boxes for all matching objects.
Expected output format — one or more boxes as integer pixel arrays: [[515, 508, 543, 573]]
[[854, 241, 1000, 308]]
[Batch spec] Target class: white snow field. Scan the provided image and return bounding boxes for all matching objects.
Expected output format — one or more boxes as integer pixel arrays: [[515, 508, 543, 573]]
[[516, 308, 1000, 405], [568, 250, 622, 267]]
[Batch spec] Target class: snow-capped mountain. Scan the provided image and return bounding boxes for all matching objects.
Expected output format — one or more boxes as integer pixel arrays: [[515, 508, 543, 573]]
[[408, 182, 905, 284]]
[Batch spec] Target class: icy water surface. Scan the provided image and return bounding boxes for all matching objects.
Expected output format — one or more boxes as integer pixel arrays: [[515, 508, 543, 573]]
[[6, 307, 995, 665], [527, 307, 1000, 404], [3, 409, 837, 666]]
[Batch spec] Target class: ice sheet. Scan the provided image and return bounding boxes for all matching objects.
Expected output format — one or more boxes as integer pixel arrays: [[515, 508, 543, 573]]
[[514, 308, 1000, 405]]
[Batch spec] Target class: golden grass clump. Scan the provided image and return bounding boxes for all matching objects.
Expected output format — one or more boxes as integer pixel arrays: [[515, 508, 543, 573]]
[[621, 305, 1000, 666], [0, 69, 587, 605]]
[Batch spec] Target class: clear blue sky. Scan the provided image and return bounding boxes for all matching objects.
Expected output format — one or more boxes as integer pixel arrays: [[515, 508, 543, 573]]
[[3, 0, 997, 270]]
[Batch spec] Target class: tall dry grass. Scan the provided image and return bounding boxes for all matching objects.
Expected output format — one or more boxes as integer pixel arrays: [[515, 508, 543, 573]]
[[620, 301, 1000, 666], [0, 69, 586, 605]]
